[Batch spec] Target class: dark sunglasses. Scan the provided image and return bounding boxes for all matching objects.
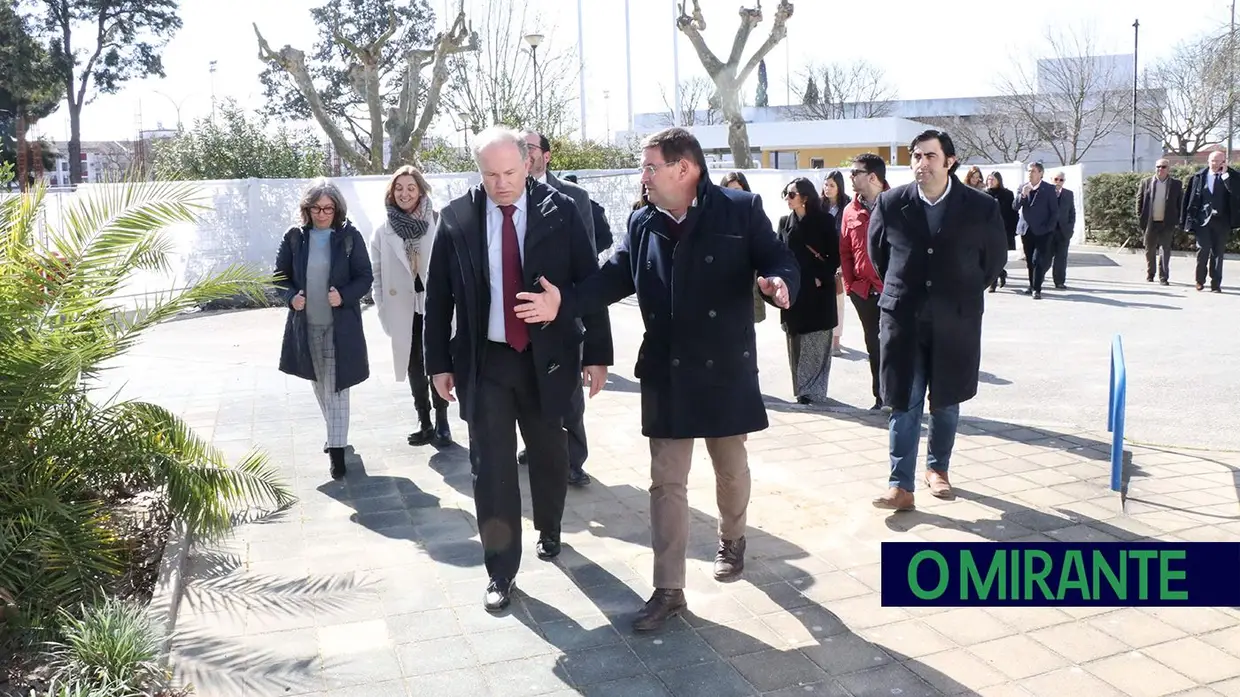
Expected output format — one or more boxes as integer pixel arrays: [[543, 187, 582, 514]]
[[784, 190, 798, 199], [850, 168, 869, 178]]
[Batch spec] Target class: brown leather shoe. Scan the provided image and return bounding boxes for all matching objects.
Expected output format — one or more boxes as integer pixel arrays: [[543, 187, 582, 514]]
[[925, 469, 954, 499], [632, 589, 687, 632], [713, 537, 746, 580], [872, 487, 915, 511]]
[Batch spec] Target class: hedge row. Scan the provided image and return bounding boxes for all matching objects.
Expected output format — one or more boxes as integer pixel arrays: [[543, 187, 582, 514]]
[[1084, 163, 1240, 252]]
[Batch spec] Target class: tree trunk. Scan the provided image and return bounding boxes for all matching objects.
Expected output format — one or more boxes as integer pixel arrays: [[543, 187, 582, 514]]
[[718, 87, 753, 169]]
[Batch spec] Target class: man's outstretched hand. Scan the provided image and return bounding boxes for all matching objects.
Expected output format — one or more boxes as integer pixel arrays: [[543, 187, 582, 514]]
[[515, 276, 562, 323], [758, 276, 791, 309]]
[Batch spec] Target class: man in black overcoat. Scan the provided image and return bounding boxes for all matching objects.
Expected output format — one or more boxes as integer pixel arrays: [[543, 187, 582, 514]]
[[512, 127, 799, 632], [867, 129, 1008, 511], [422, 126, 613, 613], [1181, 149, 1240, 292]]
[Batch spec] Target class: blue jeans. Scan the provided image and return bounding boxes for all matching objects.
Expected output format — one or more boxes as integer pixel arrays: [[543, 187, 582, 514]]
[[888, 342, 960, 492]]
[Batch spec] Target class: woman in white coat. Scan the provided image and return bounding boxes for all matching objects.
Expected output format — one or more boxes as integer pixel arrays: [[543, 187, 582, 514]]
[[369, 165, 452, 446]]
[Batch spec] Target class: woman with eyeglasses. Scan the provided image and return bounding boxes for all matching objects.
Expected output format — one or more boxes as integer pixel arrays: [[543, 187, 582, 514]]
[[720, 171, 768, 325], [779, 177, 840, 405], [370, 165, 451, 448], [275, 178, 373, 480], [821, 171, 850, 357], [985, 171, 1018, 292]]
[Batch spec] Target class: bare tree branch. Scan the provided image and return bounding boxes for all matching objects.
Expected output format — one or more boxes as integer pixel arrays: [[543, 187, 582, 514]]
[[791, 60, 897, 120], [933, 102, 1045, 163], [1138, 33, 1234, 155], [657, 77, 719, 126], [994, 24, 1129, 165]]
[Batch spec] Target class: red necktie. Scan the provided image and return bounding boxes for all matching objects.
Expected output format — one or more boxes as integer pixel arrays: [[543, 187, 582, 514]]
[[500, 204, 529, 352]]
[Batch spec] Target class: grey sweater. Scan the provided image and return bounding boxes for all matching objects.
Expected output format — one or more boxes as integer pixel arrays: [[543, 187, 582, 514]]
[[305, 228, 333, 326]]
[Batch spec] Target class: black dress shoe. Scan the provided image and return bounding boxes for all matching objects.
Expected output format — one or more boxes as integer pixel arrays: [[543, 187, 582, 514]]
[[632, 589, 687, 632], [327, 447, 346, 480], [484, 577, 514, 613], [536, 532, 561, 560], [567, 468, 591, 487], [432, 406, 452, 446], [408, 409, 434, 446], [516, 449, 529, 467]]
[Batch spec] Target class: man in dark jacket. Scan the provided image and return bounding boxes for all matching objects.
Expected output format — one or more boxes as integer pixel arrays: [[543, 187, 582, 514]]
[[1014, 161, 1059, 299], [513, 127, 799, 632], [422, 126, 613, 613], [867, 129, 1008, 512], [1137, 159, 1183, 285], [1180, 150, 1240, 292], [1049, 171, 1076, 289]]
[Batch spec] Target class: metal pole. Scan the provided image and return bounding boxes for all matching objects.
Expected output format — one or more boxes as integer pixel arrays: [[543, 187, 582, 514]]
[[576, 0, 587, 140], [1229, 0, 1236, 162], [533, 46, 540, 124], [1131, 19, 1139, 172], [672, 0, 681, 127], [624, 0, 634, 132]]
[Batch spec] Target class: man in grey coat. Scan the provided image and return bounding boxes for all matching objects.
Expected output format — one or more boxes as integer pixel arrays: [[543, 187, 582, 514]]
[[520, 129, 596, 486]]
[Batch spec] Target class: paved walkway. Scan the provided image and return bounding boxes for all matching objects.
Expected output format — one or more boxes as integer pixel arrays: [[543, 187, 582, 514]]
[[104, 250, 1240, 697]]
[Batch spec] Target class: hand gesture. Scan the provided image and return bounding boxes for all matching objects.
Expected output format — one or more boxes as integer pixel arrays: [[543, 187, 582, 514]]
[[582, 365, 608, 398], [514, 276, 562, 323], [1021, 183, 1033, 197], [328, 286, 342, 307], [290, 290, 306, 311], [758, 276, 791, 309], [432, 373, 456, 402]]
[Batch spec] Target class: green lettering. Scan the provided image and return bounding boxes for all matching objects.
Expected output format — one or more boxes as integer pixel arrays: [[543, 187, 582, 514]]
[[1057, 550, 1091, 600], [961, 550, 1005, 600], [909, 551, 949, 600], [1009, 548, 1019, 600], [1159, 550, 1188, 600], [1023, 550, 1055, 599], [1130, 550, 1158, 600], [1092, 550, 1127, 600]]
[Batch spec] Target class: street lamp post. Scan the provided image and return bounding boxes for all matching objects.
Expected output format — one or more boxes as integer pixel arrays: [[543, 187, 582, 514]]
[[1229, 0, 1236, 162], [152, 90, 193, 131], [1131, 19, 1139, 172], [603, 90, 611, 143], [209, 60, 218, 123], [524, 33, 544, 125]]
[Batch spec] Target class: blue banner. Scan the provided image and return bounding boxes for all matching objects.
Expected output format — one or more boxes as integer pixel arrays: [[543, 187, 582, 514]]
[[881, 542, 1240, 607]]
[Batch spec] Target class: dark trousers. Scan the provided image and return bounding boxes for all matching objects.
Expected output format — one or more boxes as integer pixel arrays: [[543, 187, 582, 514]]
[[1050, 231, 1070, 287], [849, 290, 882, 404], [409, 313, 448, 413], [1021, 233, 1053, 292], [1144, 221, 1174, 281], [565, 387, 588, 471], [1195, 221, 1228, 289], [470, 342, 569, 582]]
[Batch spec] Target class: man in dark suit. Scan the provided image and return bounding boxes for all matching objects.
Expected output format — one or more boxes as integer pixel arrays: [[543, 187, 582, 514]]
[[1137, 159, 1183, 285], [867, 129, 1008, 511], [1013, 161, 1059, 299], [423, 126, 613, 612], [1049, 171, 1076, 289], [512, 127, 799, 632], [1180, 150, 1240, 292], [518, 130, 597, 487]]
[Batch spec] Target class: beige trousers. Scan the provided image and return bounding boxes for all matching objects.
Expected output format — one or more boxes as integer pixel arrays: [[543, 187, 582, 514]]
[[649, 435, 751, 589]]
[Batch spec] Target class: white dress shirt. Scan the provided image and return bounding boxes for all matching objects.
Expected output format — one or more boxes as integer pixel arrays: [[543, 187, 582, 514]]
[[485, 192, 528, 343], [1209, 169, 1227, 193]]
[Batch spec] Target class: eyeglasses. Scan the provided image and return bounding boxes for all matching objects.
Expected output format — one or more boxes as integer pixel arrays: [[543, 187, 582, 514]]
[[310, 205, 336, 215], [1156, 165, 1169, 169], [1053, 178, 1064, 183], [850, 168, 869, 178], [784, 191, 798, 199], [639, 160, 680, 176]]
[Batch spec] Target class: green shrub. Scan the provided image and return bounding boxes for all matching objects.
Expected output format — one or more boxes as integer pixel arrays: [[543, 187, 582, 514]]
[[0, 182, 296, 643], [41, 599, 167, 695], [1084, 163, 1240, 252]]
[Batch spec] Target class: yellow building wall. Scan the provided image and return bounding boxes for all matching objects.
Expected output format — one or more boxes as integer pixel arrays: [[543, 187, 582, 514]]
[[759, 145, 910, 169]]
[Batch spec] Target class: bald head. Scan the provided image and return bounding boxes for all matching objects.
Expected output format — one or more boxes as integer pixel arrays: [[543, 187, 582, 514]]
[[1210, 151, 1226, 172]]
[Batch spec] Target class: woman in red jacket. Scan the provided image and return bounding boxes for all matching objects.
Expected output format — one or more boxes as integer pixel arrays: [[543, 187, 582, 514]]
[[839, 154, 890, 410]]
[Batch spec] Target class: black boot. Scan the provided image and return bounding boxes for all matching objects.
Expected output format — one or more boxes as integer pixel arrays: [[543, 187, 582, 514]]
[[432, 406, 452, 446], [328, 447, 346, 480], [407, 408, 434, 446]]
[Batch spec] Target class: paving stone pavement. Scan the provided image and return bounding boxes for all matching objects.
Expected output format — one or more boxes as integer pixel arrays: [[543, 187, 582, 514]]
[[105, 252, 1240, 697]]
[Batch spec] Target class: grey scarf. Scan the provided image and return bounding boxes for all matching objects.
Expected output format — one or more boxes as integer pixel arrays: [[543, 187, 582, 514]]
[[386, 195, 433, 255]]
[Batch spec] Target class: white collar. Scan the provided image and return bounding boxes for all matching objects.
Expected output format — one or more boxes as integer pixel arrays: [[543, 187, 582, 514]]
[[918, 177, 952, 207], [657, 197, 698, 224], [536, 173, 548, 185], [486, 190, 528, 214]]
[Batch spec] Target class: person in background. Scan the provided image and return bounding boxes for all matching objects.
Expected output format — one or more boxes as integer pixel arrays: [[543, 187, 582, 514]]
[[840, 153, 889, 410], [1049, 171, 1076, 289], [779, 177, 840, 405], [821, 171, 850, 356], [275, 178, 373, 480], [1136, 158, 1183, 285], [985, 171, 1017, 292], [963, 166, 985, 190], [1014, 161, 1059, 300], [721, 171, 767, 325], [867, 129, 1007, 511], [370, 165, 451, 447], [1180, 150, 1240, 292]]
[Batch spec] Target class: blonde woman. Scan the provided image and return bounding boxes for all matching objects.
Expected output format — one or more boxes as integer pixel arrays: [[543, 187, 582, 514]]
[[370, 165, 451, 447], [276, 179, 372, 480]]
